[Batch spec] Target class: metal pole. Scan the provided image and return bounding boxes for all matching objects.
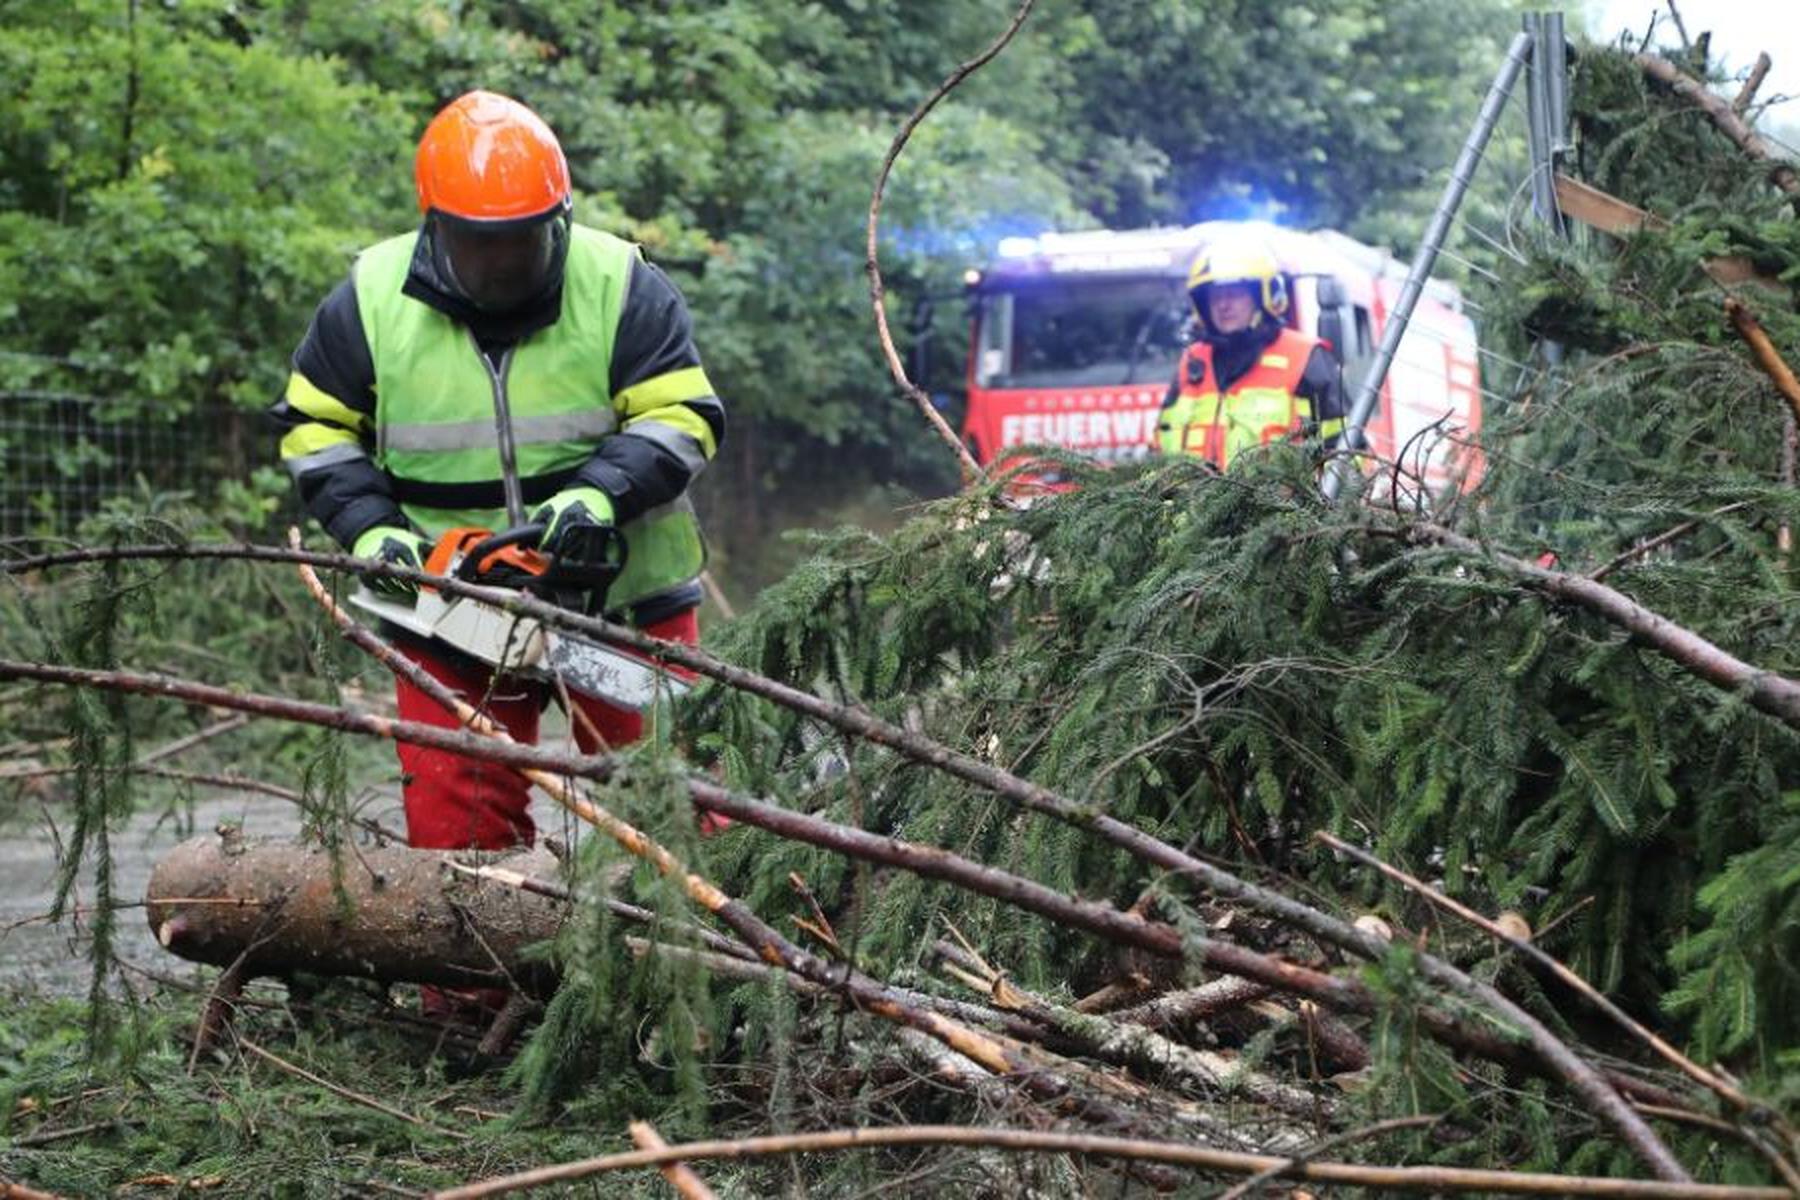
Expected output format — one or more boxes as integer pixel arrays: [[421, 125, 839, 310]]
[[1524, 14, 1554, 226], [1545, 12, 1569, 155], [1527, 13, 1568, 235], [1531, 10, 1569, 372], [1322, 30, 1533, 502]]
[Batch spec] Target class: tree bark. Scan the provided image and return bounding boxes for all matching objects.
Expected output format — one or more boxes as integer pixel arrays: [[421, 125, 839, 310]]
[[1634, 53, 1800, 206], [147, 835, 566, 994]]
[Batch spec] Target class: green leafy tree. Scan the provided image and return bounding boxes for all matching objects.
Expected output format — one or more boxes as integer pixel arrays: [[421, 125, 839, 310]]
[[1024, 0, 1518, 229], [2, 0, 1525, 559], [0, 0, 411, 524]]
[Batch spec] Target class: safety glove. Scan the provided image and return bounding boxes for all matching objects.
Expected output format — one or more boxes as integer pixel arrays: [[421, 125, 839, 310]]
[[351, 524, 430, 599], [530, 486, 615, 556]]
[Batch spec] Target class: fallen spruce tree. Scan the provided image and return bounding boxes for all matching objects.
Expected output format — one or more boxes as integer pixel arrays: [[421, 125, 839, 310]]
[[6, 33, 1800, 1199]]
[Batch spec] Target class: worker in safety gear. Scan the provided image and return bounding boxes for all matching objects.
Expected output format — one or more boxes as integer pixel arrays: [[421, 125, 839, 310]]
[[1156, 236, 1346, 468], [270, 90, 724, 855]]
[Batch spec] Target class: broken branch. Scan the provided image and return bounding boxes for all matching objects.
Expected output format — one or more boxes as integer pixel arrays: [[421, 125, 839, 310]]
[[1733, 53, 1772, 115], [1726, 298, 1800, 427], [629, 1121, 718, 1200], [1633, 53, 1800, 203]]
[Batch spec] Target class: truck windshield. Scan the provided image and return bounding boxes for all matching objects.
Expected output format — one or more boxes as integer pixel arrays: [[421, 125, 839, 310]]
[[974, 279, 1189, 390]]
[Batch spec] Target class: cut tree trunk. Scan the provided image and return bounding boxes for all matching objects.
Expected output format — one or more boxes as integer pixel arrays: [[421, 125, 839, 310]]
[[146, 833, 566, 994]]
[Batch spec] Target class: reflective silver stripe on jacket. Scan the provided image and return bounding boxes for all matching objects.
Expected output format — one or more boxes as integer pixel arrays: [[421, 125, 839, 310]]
[[621, 420, 710, 477], [383, 409, 619, 452], [284, 441, 370, 479]]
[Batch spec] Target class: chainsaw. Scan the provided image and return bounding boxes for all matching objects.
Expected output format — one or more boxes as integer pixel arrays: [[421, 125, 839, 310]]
[[349, 522, 691, 712]]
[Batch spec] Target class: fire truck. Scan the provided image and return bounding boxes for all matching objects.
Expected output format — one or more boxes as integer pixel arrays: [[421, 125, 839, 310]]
[[960, 221, 1484, 493]]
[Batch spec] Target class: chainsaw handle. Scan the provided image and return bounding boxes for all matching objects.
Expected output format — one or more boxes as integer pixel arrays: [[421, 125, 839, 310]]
[[452, 522, 629, 617], [534, 521, 629, 614], [452, 524, 546, 582]]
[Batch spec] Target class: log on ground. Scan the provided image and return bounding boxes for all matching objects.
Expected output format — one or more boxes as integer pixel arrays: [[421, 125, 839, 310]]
[[146, 833, 566, 993]]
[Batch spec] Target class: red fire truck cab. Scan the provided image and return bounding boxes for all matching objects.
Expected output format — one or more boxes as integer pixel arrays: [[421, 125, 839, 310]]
[[961, 221, 1483, 494]]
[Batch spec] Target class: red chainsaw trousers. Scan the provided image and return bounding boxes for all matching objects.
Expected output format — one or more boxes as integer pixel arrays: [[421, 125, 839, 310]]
[[394, 608, 701, 851]]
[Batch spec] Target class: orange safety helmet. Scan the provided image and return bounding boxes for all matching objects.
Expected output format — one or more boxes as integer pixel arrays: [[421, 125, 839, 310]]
[[414, 90, 573, 312], [416, 90, 571, 220]]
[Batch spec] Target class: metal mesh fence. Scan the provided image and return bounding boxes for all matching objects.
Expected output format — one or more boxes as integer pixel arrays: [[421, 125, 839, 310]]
[[0, 387, 262, 539]]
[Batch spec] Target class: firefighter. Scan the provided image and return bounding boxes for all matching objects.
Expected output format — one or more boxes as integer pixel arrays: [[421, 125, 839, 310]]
[[1156, 235, 1346, 468], [271, 90, 724, 855]]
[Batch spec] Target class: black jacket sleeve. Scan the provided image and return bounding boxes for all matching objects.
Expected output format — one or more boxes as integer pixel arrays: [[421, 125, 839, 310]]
[[1296, 344, 1348, 446], [267, 278, 405, 548], [570, 259, 725, 523]]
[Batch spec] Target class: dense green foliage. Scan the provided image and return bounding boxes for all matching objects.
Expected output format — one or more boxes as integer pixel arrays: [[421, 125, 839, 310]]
[[9, 6, 1800, 1195], [0, 0, 1516, 581], [664, 36, 1800, 1169], [0, 987, 760, 1198]]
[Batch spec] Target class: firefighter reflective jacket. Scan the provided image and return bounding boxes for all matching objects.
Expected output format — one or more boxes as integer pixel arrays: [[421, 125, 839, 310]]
[[1156, 327, 1345, 468], [271, 223, 724, 621]]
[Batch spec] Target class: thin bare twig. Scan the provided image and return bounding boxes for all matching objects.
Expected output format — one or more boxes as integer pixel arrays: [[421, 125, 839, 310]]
[[1588, 502, 1753, 582], [237, 1036, 468, 1140], [0, 763, 404, 843], [787, 871, 841, 956], [697, 569, 736, 622], [1211, 1114, 1443, 1200], [428, 1124, 1791, 1200], [135, 713, 249, 766], [866, 1, 1034, 482], [1662, 0, 1691, 52], [8, 1118, 137, 1148], [186, 952, 249, 1072], [1316, 832, 1777, 1135]]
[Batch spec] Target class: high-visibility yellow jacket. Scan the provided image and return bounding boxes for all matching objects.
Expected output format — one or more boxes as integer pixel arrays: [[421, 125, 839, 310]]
[[1156, 326, 1345, 468], [271, 223, 722, 621]]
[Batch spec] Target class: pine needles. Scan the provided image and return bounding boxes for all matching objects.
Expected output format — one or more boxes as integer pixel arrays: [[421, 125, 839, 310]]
[[7, 36, 1800, 1197]]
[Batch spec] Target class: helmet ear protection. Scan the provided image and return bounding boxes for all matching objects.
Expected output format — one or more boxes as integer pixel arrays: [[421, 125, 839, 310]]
[[1186, 240, 1290, 334]]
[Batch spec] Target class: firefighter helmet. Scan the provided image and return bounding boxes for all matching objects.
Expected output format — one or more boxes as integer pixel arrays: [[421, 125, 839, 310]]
[[414, 91, 572, 312], [1186, 237, 1289, 334]]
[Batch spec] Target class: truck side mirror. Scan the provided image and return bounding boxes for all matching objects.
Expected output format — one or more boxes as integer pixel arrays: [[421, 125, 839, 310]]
[[1314, 277, 1346, 364], [1316, 309, 1345, 364]]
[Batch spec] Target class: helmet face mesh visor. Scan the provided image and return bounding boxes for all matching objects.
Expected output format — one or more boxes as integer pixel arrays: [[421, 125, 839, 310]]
[[434, 212, 564, 313]]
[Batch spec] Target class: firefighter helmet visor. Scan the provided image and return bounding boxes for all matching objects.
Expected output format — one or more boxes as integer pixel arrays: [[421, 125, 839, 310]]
[[1203, 282, 1259, 334], [1186, 239, 1290, 334], [431, 209, 568, 313]]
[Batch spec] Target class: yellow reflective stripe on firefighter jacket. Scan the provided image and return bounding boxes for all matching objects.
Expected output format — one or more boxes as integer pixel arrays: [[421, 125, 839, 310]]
[[1157, 328, 1324, 468], [350, 225, 707, 612]]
